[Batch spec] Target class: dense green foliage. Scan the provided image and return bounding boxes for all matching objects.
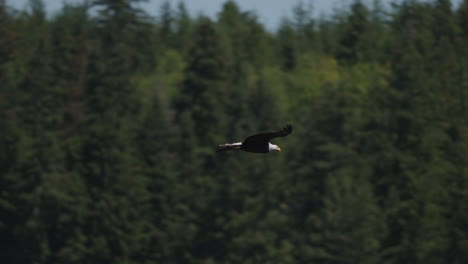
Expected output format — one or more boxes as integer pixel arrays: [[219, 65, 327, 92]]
[[1, 0, 468, 263]]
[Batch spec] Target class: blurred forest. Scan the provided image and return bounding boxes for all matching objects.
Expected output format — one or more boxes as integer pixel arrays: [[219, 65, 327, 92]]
[[1, 0, 468, 263]]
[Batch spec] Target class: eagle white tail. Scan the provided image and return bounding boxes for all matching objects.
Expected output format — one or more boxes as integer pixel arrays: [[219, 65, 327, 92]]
[[216, 142, 242, 152]]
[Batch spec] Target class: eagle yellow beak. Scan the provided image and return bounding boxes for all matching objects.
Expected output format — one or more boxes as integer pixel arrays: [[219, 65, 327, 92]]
[[277, 147, 281, 152]]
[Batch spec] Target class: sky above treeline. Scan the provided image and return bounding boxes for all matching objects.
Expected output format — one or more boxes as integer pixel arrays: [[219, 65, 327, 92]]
[[6, 0, 464, 30]]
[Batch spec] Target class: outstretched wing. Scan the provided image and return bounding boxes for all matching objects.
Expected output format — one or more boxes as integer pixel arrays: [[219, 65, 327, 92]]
[[243, 124, 292, 145]]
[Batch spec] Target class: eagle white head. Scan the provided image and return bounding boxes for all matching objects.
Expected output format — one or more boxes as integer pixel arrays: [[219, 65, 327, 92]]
[[268, 143, 281, 152]]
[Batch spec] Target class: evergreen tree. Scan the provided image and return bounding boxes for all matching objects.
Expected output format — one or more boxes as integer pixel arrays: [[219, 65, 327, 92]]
[[75, 0, 153, 262], [0, 0, 21, 261], [337, 0, 371, 64], [163, 17, 231, 263], [5, 2, 63, 262], [303, 173, 383, 264], [174, 17, 229, 156], [173, 1, 192, 51], [277, 19, 298, 71], [291, 0, 318, 52], [157, 1, 174, 49], [459, 0, 468, 36], [359, 2, 454, 263]]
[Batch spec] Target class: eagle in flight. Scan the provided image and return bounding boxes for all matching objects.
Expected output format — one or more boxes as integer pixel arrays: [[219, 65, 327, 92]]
[[216, 124, 292, 153]]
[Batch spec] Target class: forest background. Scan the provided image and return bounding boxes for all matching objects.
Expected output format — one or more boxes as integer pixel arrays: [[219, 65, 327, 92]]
[[1, 0, 468, 263]]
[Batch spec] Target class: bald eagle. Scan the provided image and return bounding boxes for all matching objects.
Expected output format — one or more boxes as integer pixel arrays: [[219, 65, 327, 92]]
[[216, 124, 292, 153]]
